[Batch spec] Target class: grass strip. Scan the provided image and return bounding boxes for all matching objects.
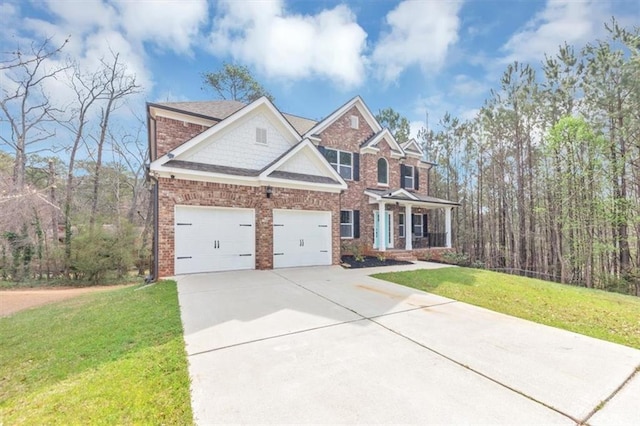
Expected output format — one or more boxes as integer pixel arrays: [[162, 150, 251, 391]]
[[0, 281, 192, 424], [374, 267, 640, 350]]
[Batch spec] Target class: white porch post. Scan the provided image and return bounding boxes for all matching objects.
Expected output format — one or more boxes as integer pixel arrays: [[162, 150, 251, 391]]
[[378, 201, 386, 251], [445, 207, 452, 248], [404, 204, 412, 250]]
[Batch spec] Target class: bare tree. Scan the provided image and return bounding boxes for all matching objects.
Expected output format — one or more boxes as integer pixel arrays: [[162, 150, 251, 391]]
[[86, 53, 140, 229], [0, 38, 68, 191]]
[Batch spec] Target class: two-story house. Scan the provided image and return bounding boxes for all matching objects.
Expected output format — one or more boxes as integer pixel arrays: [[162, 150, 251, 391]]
[[147, 96, 458, 278]]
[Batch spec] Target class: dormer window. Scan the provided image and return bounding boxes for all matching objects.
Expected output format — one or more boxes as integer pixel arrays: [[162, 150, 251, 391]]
[[350, 115, 359, 129], [256, 127, 267, 144]]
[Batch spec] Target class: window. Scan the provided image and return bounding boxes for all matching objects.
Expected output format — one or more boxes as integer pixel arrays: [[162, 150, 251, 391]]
[[403, 165, 415, 189], [326, 148, 353, 180], [350, 115, 359, 129], [256, 127, 267, 144], [399, 213, 405, 238], [412, 214, 423, 237], [340, 210, 353, 238], [377, 158, 388, 185]]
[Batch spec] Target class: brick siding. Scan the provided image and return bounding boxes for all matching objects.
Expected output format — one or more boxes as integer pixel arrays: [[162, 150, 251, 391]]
[[155, 116, 210, 159], [157, 177, 340, 277]]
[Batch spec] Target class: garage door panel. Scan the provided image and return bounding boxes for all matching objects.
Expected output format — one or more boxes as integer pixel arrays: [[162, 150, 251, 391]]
[[273, 209, 332, 269], [175, 206, 255, 274]]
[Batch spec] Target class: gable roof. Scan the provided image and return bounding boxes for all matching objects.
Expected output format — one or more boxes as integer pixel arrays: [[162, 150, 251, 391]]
[[303, 96, 382, 138], [360, 128, 404, 154], [150, 98, 345, 192], [402, 138, 424, 156], [149, 100, 317, 135]]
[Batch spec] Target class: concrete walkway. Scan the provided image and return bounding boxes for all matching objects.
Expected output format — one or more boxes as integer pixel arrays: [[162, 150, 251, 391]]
[[176, 263, 640, 424]]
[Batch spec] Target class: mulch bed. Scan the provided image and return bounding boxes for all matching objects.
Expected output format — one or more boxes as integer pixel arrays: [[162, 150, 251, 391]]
[[340, 255, 413, 269]]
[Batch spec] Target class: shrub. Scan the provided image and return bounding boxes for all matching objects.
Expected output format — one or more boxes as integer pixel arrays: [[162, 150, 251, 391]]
[[70, 222, 136, 284], [442, 251, 471, 267]]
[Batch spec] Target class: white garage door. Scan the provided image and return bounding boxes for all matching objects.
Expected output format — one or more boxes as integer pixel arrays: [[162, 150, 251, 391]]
[[174, 206, 255, 274], [273, 209, 332, 268]]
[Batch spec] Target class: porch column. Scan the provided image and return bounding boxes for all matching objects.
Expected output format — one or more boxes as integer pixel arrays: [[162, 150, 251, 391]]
[[445, 207, 452, 248], [404, 204, 412, 250], [378, 201, 386, 251]]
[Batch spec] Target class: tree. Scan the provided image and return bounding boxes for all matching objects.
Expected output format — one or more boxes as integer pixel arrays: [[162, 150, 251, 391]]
[[375, 107, 410, 143], [0, 38, 68, 191], [202, 63, 274, 103]]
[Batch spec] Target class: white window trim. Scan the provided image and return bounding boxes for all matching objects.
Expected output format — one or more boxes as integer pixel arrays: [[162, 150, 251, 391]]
[[377, 157, 389, 186], [340, 209, 354, 239], [256, 127, 267, 144], [399, 212, 405, 238], [350, 115, 359, 129], [412, 213, 423, 237], [326, 148, 353, 181], [404, 165, 415, 190]]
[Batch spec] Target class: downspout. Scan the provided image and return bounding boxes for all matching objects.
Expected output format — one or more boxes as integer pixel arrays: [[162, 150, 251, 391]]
[[148, 173, 159, 282]]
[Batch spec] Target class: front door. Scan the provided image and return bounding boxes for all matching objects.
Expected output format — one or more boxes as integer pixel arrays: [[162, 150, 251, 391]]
[[373, 211, 393, 249]]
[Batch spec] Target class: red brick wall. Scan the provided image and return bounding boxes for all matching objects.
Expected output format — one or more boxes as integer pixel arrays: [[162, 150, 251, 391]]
[[317, 109, 433, 253], [155, 116, 211, 159], [157, 177, 340, 277]]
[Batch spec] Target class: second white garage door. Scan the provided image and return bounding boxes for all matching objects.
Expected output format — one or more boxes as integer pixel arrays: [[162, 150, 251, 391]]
[[273, 209, 332, 268], [174, 206, 255, 275]]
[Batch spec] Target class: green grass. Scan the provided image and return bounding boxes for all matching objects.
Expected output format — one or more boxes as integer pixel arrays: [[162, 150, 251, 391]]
[[0, 281, 193, 425], [374, 268, 640, 350]]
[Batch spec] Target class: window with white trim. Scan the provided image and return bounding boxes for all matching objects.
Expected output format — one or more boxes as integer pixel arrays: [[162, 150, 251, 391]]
[[399, 213, 405, 238], [377, 158, 388, 185], [403, 165, 415, 189], [412, 214, 423, 237], [340, 210, 353, 238], [350, 115, 359, 129], [325, 148, 353, 180], [256, 127, 267, 144]]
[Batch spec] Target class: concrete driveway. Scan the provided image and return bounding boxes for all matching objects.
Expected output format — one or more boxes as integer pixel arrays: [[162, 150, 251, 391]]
[[177, 264, 640, 424]]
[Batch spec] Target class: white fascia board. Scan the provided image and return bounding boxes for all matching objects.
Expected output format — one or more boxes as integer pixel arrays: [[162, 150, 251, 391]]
[[149, 106, 216, 127], [401, 138, 424, 155], [152, 97, 301, 167], [390, 189, 419, 200], [364, 128, 405, 154], [390, 151, 405, 159], [261, 176, 345, 193], [363, 190, 383, 201], [151, 167, 261, 186], [304, 96, 382, 138], [360, 146, 380, 155], [260, 139, 347, 187]]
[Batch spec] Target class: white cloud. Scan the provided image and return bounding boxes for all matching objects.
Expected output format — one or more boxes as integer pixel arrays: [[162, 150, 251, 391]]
[[372, 0, 463, 83], [450, 74, 489, 97], [114, 0, 208, 54], [208, 0, 367, 87], [501, 0, 610, 63]]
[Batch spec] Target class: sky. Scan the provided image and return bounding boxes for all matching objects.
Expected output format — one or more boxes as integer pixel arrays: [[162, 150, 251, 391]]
[[1, 0, 639, 140]]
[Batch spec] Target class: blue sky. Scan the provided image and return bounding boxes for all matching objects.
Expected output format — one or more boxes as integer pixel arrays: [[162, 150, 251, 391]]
[[2, 0, 639, 138]]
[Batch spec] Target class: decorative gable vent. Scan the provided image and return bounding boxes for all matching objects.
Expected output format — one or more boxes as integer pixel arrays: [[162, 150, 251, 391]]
[[256, 127, 267, 144], [350, 115, 359, 129]]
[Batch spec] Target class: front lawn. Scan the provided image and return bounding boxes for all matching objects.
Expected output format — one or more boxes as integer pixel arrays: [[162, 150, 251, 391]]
[[374, 268, 640, 350], [0, 281, 192, 424]]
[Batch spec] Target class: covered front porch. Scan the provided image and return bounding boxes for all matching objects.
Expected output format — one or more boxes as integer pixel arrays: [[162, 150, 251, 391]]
[[364, 189, 460, 254]]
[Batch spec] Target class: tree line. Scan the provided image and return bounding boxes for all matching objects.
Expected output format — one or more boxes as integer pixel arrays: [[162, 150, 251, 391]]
[[419, 20, 639, 295], [1, 38, 150, 283]]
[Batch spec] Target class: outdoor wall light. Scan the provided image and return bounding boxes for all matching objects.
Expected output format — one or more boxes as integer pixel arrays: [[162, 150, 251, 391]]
[[167, 152, 175, 159], [265, 186, 273, 198]]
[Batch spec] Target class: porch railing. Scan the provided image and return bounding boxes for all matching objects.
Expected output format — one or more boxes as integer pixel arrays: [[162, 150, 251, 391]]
[[412, 233, 447, 248]]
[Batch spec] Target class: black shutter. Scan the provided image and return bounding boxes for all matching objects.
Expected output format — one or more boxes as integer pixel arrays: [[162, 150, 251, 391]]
[[353, 153, 360, 181], [410, 213, 414, 236], [415, 168, 420, 190], [400, 164, 406, 188], [423, 214, 428, 237], [317, 145, 326, 157], [353, 210, 360, 238]]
